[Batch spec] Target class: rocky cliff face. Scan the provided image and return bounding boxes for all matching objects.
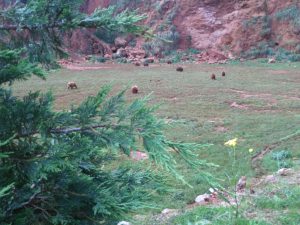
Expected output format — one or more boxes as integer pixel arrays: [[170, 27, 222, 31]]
[[2, 0, 298, 61], [79, 0, 300, 61]]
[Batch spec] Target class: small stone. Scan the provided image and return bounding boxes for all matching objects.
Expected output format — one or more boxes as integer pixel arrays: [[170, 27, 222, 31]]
[[161, 208, 176, 214], [117, 221, 131, 225], [195, 193, 210, 204], [277, 168, 292, 176], [209, 188, 215, 193], [268, 58, 276, 64]]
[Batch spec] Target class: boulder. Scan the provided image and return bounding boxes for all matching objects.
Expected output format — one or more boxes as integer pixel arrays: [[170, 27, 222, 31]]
[[112, 48, 128, 59], [116, 48, 128, 58], [115, 37, 127, 48]]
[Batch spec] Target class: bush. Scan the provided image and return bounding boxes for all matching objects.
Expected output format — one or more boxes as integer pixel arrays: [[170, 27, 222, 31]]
[[142, 26, 180, 56], [94, 28, 120, 44], [243, 16, 262, 29], [116, 57, 128, 63], [275, 4, 300, 34], [271, 150, 292, 161], [187, 48, 200, 55], [242, 41, 275, 59], [90, 56, 107, 63], [242, 41, 300, 62], [260, 16, 272, 38]]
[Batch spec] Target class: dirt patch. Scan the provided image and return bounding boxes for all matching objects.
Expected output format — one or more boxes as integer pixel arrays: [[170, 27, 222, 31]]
[[229, 89, 278, 106], [63, 64, 112, 71], [229, 88, 300, 106], [215, 126, 229, 133], [282, 95, 300, 101], [230, 101, 249, 110], [268, 70, 290, 75]]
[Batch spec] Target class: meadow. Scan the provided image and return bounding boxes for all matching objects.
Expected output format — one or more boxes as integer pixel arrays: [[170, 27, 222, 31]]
[[12, 61, 300, 224]]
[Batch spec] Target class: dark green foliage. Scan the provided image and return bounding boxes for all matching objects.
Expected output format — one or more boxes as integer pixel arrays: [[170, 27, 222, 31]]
[[94, 28, 120, 44], [0, 49, 45, 84], [0, 2, 212, 224], [90, 55, 108, 63], [116, 57, 128, 63], [260, 16, 272, 39]]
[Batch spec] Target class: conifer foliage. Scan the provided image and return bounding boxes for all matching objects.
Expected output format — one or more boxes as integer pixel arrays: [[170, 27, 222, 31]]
[[0, 1, 210, 224]]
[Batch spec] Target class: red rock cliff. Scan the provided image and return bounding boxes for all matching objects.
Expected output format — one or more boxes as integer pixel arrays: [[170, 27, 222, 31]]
[[81, 0, 300, 59]]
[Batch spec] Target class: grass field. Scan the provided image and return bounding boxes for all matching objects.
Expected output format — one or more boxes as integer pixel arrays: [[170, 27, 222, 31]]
[[12, 60, 300, 224]]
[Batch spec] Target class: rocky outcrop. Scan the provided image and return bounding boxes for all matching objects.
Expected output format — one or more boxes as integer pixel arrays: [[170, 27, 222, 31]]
[[76, 0, 300, 60]]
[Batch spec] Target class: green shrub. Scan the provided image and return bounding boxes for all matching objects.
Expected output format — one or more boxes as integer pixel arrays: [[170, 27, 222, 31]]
[[262, 149, 293, 172], [260, 16, 272, 38], [271, 150, 292, 161], [243, 16, 262, 29], [242, 41, 300, 62], [94, 28, 120, 44], [117, 57, 128, 63], [142, 27, 180, 56], [275, 5, 300, 34], [128, 39, 137, 47], [242, 41, 275, 59], [187, 48, 200, 55], [275, 48, 300, 62]]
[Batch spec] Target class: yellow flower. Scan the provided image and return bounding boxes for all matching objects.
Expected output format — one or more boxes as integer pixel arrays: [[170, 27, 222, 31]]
[[249, 148, 254, 153], [224, 138, 238, 147]]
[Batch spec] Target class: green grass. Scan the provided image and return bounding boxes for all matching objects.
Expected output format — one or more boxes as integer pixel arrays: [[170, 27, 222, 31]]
[[170, 207, 270, 225], [255, 187, 300, 210], [11, 60, 300, 224], [262, 150, 294, 172]]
